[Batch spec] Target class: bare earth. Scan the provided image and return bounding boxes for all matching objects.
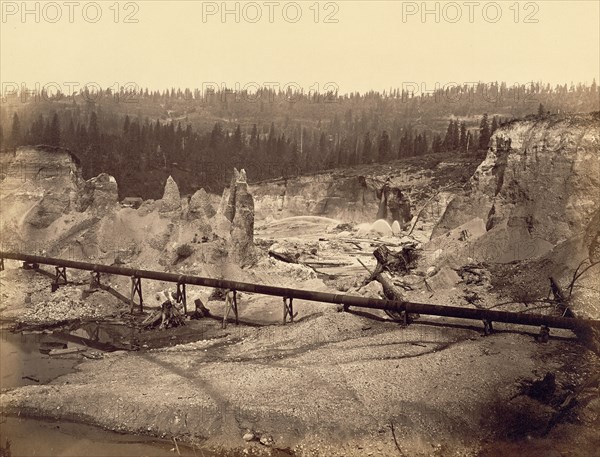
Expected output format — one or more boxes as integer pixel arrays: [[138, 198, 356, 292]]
[[1, 261, 599, 457]]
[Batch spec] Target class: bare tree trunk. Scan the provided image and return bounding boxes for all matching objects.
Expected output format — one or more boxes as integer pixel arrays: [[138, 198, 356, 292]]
[[360, 246, 419, 323]]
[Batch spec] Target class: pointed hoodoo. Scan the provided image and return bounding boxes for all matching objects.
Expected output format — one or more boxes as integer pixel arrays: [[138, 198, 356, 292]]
[[160, 175, 181, 213], [189, 188, 216, 219], [223, 168, 241, 222], [228, 168, 256, 266]]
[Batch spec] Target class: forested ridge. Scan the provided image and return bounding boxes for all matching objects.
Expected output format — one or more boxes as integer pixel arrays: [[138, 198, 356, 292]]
[[1, 80, 598, 198]]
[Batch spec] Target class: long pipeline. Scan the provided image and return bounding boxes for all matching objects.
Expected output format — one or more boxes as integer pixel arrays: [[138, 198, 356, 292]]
[[1, 251, 599, 331]]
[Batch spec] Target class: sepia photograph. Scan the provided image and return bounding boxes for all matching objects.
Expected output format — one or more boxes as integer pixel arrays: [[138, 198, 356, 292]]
[[0, 1, 599, 456]]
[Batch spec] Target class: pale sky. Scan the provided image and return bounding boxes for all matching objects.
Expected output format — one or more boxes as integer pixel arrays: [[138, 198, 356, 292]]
[[1, 1, 599, 95]]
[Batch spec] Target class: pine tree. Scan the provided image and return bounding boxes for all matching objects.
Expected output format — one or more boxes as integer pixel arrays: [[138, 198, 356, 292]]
[[10, 112, 21, 148], [30, 114, 45, 144], [362, 131, 372, 162], [88, 112, 99, 142], [318, 132, 328, 167], [537, 103, 545, 117], [250, 124, 258, 149], [452, 121, 460, 150], [49, 113, 61, 146], [432, 134, 443, 153], [42, 119, 52, 145], [459, 122, 467, 151], [66, 119, 76, 149], [490, 116, 498, 135], [443, 120, 454, 151], [378, 130, 391, 162], [467, 131, 474, 153], [399, 130, 414, 157], [478, 114, 490, 150], [233, 124, 242, 151], [267, 122, 276, 156], [209, 122, 223, 148]]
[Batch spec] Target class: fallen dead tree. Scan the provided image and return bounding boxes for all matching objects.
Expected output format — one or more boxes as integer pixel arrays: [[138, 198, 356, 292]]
[[359, 245, 420, 323], [142, 295, 186, 329]]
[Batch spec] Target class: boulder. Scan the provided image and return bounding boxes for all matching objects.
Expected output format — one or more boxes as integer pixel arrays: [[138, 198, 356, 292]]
[[392, 220, 402, 235], [422, 217, 487, 267], [427, 267, 461, 291], [370, 219, 393, 236]]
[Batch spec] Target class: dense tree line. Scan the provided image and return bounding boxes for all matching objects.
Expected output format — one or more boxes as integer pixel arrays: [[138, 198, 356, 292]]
[[1, 80, 598, 198]]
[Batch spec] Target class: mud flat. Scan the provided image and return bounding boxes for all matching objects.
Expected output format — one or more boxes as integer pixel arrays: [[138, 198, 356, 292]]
[[0, 416, 206, 457]]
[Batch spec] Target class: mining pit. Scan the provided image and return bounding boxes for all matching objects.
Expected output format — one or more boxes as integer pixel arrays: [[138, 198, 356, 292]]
[[1, 114, 599, 457]]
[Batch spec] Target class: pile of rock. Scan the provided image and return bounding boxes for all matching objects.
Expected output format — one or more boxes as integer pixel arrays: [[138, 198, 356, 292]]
[[21, 287, 114, 324]]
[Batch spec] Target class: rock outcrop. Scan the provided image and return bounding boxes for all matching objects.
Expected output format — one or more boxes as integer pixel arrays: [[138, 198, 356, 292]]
[[0, 146, 82, 230], [189, 188, 216, 219], [159, 176, 181, 213], [376, 182, 412, 224], [78, 173, 119, 215], [249, 156, 480, 225], [225, 169, 255, 266], [432, 113, 600, 263], [223, 169, 241, 222]]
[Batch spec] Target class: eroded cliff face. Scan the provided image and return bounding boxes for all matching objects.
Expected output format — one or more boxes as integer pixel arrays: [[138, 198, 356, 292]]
[[0, 147, 258, 271], [250, 156, 481, 225], [0, 146, 124, 255], [250, 173, 382, 223], [432, 113, 600, 262], [0, 146, 82, 231]]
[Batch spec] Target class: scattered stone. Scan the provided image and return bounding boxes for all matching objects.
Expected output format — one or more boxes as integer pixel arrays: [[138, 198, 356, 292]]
[[426, 266, 437, 277], [243, 432, 255, 442], [259, 434, 273, 446], [522, 372, 557, 403]]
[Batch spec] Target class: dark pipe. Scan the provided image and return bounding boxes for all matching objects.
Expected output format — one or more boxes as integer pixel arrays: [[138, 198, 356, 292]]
[[2, 251, 599, 331]]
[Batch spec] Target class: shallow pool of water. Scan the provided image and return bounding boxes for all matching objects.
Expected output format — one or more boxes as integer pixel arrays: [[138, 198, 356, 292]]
[[0, 417, 205, 457], [0, 328, 80, 390]]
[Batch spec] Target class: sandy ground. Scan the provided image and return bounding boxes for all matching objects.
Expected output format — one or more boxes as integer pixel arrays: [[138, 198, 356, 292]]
[[1, 217, 599, 456], [1, 260, 599, 456]]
